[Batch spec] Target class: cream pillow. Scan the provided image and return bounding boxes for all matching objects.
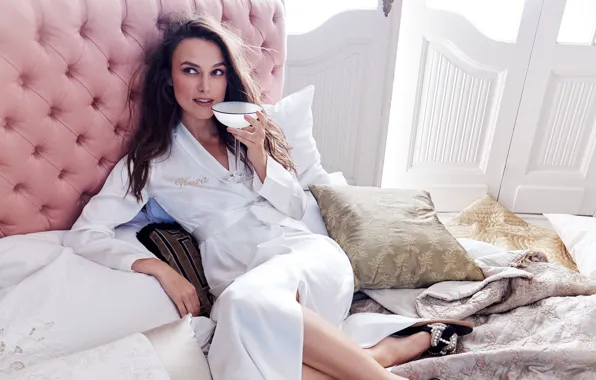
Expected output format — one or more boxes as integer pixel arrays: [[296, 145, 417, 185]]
[[309, 185, 484, 290], [143, 314, 212, 380], [1, 315, 211, 380], [544, 214, 596, 279]]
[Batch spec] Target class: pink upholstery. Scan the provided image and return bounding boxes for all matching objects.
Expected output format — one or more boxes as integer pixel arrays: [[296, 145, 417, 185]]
[[0, 0, 286, 238]]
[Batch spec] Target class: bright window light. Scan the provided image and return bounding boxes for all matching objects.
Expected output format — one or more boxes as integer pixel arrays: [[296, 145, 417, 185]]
[[426, 0, 525, 43], [284, 0, 378, 35], [557, 0, 596, 45]]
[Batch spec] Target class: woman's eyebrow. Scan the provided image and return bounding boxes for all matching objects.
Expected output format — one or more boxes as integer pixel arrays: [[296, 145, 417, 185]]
[[181, 61, 199, 68]]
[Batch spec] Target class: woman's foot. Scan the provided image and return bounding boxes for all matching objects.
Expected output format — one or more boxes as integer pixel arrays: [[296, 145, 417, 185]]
[[366, 332, 431, 367]]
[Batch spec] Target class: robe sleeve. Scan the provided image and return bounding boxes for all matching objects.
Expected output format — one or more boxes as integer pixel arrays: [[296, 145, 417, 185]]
[[63, 157, 154, 272], [252, 156, 307, 220]]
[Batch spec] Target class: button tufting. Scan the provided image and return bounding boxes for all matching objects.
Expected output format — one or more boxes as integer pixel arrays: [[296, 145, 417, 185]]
[[114, 126, 124, 136], [39, 205, 47, 212], [91, 98, 99, 109], [75, 135, 84, 145], [97, 157, 106, 166], [57, 169, 66, 180], [80, 192, 92, 203], [13, 183, 23, 192], [32, 146, 42, 157]]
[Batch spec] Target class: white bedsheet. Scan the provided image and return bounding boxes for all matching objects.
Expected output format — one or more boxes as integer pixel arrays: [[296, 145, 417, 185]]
[[1, 333, 173, 380], [0, 222, 181, 375], [0, 176, 348, 375]]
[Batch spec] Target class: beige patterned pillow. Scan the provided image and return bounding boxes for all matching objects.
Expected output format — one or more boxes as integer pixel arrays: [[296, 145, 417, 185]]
[[444, 194, 578, 272], [309, 185, 484, 290]]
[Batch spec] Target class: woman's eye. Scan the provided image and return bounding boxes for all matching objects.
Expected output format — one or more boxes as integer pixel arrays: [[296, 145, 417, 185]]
[[183, 67, 198, 74], [213, 69, 225, 76]]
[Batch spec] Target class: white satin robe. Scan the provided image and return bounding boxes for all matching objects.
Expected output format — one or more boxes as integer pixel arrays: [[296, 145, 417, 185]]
[[63, 123, 421, 380]]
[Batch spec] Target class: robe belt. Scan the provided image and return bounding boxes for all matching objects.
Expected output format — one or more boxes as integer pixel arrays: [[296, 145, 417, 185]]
[[191, 197, 309, 242]]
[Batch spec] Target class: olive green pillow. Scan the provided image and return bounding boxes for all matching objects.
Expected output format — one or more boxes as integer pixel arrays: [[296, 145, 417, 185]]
[[309, 185, 484, 290]]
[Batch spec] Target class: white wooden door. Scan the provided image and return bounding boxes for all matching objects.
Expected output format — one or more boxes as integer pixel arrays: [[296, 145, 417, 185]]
[[380, 0, 543, 211], [499, 0, 596, 215], [283, 0, 403, 185]]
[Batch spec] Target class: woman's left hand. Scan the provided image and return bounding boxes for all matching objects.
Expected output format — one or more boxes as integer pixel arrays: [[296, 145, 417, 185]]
[[227, 110, 269, 176]]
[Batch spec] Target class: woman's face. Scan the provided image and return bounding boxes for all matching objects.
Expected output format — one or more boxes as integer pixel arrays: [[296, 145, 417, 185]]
[[171, 38, 228, 123]]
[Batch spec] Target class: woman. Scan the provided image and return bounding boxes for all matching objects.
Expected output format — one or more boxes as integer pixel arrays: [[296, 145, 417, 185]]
[[63, 14, 470, 380]]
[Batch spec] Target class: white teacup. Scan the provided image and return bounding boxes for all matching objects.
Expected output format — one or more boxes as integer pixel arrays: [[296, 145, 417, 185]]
[[212, 101, 262, 129]]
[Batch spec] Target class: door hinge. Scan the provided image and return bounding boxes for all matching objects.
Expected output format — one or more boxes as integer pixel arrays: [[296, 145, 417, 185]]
[[383, 0, 394, 16]]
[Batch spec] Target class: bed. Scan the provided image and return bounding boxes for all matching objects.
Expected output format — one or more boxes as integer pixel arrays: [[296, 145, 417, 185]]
[[1, 0, 596, 379]]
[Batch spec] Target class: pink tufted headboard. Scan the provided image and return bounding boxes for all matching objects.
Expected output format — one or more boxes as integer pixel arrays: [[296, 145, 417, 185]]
[[0, 0, 286, 238]]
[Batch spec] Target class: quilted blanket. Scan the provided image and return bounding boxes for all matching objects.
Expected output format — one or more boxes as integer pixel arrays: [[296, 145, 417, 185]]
[[364, 249, 596, 380]]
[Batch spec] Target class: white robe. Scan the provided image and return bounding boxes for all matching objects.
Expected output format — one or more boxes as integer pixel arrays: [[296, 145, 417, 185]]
[[63, 123, 422, 380]]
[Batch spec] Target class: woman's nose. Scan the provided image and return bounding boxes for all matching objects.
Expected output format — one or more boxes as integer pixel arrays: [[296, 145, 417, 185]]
[[199, 74, 210, 92]]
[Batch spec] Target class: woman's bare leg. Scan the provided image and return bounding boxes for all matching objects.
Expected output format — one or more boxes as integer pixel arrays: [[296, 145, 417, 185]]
[[302, 364, 335, 380], [302, 307, 410, 380]]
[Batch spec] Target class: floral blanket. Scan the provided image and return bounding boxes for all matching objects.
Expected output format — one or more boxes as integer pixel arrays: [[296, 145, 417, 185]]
[[361, 249, 596, 380]]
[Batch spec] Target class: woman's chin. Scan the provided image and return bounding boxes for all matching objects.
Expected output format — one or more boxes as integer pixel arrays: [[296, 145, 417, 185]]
[[183, 109, 214, 122]]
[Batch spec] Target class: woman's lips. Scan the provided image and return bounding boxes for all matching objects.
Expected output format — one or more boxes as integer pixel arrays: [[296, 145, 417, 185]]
[[194, 98, 214, 107]]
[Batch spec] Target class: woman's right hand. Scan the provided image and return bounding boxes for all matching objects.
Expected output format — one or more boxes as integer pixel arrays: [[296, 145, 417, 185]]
[[132, 258, 201, 317]]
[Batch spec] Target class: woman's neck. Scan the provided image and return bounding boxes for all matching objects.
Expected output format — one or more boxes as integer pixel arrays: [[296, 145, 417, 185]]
[[182, 114, 219, 143]]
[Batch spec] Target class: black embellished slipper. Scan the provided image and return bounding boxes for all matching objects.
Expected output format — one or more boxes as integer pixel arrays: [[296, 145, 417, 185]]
[[392, 320, 473, 356]]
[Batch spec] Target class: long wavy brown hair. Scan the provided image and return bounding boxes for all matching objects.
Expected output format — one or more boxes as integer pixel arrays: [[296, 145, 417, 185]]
[[126, 13, 294, 201]]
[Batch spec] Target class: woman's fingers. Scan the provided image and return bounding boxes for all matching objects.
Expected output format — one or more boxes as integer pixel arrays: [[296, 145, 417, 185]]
[[175, 300, 188, 317], [190, 294, 202, 316], [256, 111, 267, 125], [183, 299, 197, 317], [228, 128, 256, 144], [232, 134, 252, 147], [244, 114, 260, 127], [183, 290, 201, 317], [245, 112, 267, 132]]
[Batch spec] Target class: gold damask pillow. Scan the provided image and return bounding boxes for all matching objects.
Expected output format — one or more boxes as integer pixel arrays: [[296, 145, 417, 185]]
[[309, 185, 484, 290], [445, 194, 578, 272]]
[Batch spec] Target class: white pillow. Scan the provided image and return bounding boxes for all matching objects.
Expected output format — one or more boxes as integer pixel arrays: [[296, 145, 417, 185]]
[[544, 214, 596, 279], [263, 85, 333, 188], [1, 316, 212, 380]]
